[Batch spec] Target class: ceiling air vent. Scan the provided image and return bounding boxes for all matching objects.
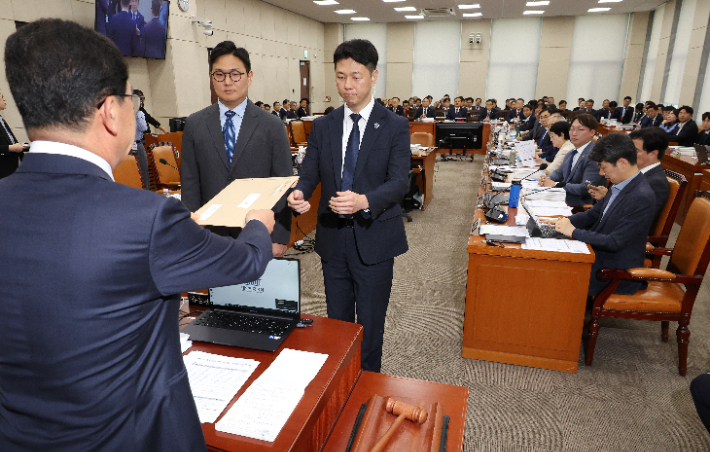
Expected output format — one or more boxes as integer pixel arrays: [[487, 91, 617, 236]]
[[421, 8, 456, 18]]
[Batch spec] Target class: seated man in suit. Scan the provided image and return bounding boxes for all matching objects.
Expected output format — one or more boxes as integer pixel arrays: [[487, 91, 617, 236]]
[[633, 102, 645, 123], [271, 101, 283, 118], [585, 99, 595, 115], [516, 104, 536, 133], [640, 101, 662, 128], [389, 96, 404, 116], [473, 97, 483, 110], [506, 98, 524, 122], [287, 101, 299, 119], [415, 97, 435, 120], [520, 107, 551, 143], [558, 100, 568, 111], [697, 112, 710, 145], [669, 105, 699, 146], [539, 114, 606, 206], [588, 127, 670, 228], [447, 96, 467, 120], [297, 98, 309, 118], [479, 99, 498, 121], [573, 98, 586, 111], [547, 133, 655, 297], [0, 18, 275, 451], [141, 0, 166, 59], [619, 96, 634, 123]]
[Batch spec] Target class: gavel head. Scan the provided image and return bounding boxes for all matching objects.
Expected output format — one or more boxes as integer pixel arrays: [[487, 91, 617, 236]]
[[385, 398, 428, 424]]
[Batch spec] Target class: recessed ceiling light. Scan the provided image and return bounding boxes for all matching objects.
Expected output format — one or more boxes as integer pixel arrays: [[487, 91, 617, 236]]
[[351, 17, 370, 21], [458, 4, 480, 9], [382, 0, 406, 2], [599, 0, 622, 3], [335, 9, 356, 14], [523, 10, 545, 15], [394, 6, 417, 12], [526, 1, 549, 6], [463, 12, 482, 17], [405, 15, 424, 19], [588, 7, 611, 12], [313, 0, 338, 5]]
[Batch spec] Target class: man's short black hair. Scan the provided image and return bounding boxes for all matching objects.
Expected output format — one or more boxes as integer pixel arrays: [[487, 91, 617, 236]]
[[209, 41, 251, 72], [403, 100, 409, 105], [578, 97, 585, 102], [703, 112, 710, 121], [392, 96, 399, 101], [559, 99, 567, 105], [629, 127, 668, 160], [586, 99, 595, 104], [656, 104, 664, 109], [5, 19, 128, 134], [523, 104, 532, 111], [550, 121, 570, 140], [466, 97, 473, 102], [635, 103, 644, 110], [151, 0, 160, 15], [334, 39, 378, 73], [588, 133, 637, 166], [121, 0, 130, 7], [475, 97, 482, 101], [455, 96, 464, 102], [571, 113, 599, 132], [283, 98, 289, 104], [662, 105, 674, 112], [254, 101, 262, 107], [300, 98, 309, 103], [609, 101, 618, 108], [646, 101, 657, 109], [679, 105, 694, 115], [624, 96, 632, 101], [273, 101, 280, 107]]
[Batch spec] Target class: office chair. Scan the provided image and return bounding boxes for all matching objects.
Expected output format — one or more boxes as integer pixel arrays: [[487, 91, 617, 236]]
[[147, 142, 180, 190], [114, 154, 146, 190], [645, 170, 688, 268]]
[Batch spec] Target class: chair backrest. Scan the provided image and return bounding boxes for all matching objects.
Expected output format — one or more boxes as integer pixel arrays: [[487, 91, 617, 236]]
[[285, 123, 295, 146], [410, 132, 435, 147], [147, 142, 180, 188], [406, 109, 417, 121], [290, 120, 307, 143], [468, 110, 481, 122], [650, 169, 687, 237], [669, 191, 710, 276], [114, 154, 145, 189]]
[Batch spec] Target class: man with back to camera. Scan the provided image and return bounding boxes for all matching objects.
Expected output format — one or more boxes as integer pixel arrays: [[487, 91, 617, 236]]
[[538, 113, 606, 206], [587, 127, 670, 227], [141, 0, 167, 59], [181, 41, 293, 257], [108, 0, 140, 56], [287, 39, 410, 373], [546, 133, 655, 297], [0, 19, 275, 451]]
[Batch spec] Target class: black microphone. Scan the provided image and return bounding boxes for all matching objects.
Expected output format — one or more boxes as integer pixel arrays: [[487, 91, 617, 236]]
[[484, 182, 566, 224], [159, 158, 179, 172], [518, 163, 547, 183]]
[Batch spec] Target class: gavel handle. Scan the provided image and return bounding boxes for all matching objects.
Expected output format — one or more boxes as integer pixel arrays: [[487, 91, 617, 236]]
[[370, 413, 406, 452]]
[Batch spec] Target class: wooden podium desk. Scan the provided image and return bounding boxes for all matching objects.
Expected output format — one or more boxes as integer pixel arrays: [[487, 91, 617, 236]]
[[412, 150, 436, 211], [182, 315, 363, 452], [463, 202, 595, 372], [661, 154, 704, 225], [701, 169, 710, 192], [322, 372, 468, 452]]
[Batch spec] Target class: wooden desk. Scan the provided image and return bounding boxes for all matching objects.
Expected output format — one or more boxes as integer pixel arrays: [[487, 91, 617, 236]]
[[661, 154, 704, 225], [182, 315, 363, 452], [322, 372, 468, 452], [701, 169, 710, 192], [412, 151, 436, 211], [463, 202, 594, 372]]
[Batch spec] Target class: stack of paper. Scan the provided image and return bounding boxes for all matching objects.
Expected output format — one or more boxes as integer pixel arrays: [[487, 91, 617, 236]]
[[522, 238, 590, 254], [180, 332, 192, 353], [183, 351, 260, 423], [526, 200, 573, 217], [215, 348, 329, 442], [514, 141, 537, 167]]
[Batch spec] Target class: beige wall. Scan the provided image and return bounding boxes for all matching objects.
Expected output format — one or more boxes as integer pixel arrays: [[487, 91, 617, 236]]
[[650, 1, 676, 101], [619, 12, 650, 101], [535, 17, 574, 101], [386, 23, 414, 100], [679, 0, 710, 106], [323, 23, 343, 109], [458, 20, 491, 100]]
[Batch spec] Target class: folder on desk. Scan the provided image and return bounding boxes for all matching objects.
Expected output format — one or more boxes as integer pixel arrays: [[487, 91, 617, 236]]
[[194, 176, 299, 227]]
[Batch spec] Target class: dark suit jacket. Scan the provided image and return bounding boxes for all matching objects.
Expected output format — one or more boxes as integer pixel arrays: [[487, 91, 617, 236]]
[[521, 119, 544, 142], [142, 17, 166, 59], [618, 106, 634, 123], [108, 10, 140, 56], [640, 114, 662, 128], [181, 99, 293, 244], [278, 108, 288, 121], [447, 106, 467, 120], [642, 164, 671, 226], [0, 115, 21, 179], [479, 109, 497, 121], [696, 130, 710, 146], [96, 0, 110, 34], [297, 106, 308, 118], [295, 102, 409, 264], [0, 152, 273, 451], [391, 105, 404, 116], [570, 172, 655, 296], [286, 109, 298, 119], [505, 109, 522, 122], [415, 106, 435, 120], [670, 119, 699, 146], [517, 114, 536, 132], [548, 141, 606, 206]]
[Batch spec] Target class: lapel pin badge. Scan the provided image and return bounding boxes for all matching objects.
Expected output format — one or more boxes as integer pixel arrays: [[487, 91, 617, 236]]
[[374, 122, 380, 129]]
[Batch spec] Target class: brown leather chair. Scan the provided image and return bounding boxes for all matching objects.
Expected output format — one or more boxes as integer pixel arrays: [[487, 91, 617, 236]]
[[410, 132, 435, 148], [114, 154, 146, 189], [147, 142, 180, 190], [585, 191, 710, 376], [468, 110, 480, 122], [406, 109, 417, 121], [645, 169, 688, 267], [289, 120, 308, 147]]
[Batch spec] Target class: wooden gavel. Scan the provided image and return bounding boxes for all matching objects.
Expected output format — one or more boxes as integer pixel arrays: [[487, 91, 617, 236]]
[[370, 398, 428, 452]]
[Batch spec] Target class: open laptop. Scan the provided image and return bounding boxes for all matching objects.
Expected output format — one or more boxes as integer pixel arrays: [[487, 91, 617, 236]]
[[181, 258, 301, 352], [694, 144, 709, 164], [521, 200, 568, 239]]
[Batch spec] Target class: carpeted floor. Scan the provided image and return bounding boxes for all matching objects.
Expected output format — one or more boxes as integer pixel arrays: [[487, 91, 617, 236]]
[[289, 157, 710, 451]]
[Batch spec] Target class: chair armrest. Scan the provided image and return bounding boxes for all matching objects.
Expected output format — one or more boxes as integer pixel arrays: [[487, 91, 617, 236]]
[[627, 268, 676, 281], [645, 243, 655, 252], [598, 267, 702, 285], [645, 247, 673, 256], [582, 204, 593, 211]]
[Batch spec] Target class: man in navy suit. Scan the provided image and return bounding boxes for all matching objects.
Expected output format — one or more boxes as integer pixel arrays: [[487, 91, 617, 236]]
[[288, 39, 409, 373], [669, 105, 699, 146], [479, 99, 498, 121], [108, 0, 140, 56], [549, 133, 655, 296], [415, 97, 435, 120], [540, 114, 606, 206], [0, 19, 275, 451], [389, 96, 404, 116], [640, 102, 663, 128], [619, 96, 634, 123], [506, 98, 524, 122], [697, 112, 710, 145], [447, 96, 467, 120], [141, 0, 166, 59]]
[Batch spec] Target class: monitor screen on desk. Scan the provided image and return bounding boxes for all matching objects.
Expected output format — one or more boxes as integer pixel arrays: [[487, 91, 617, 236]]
[[435, 123, 483, 149]]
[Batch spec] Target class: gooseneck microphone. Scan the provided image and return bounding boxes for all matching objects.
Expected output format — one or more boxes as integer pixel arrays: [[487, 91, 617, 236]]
[[484, 182, 566, 224], [159, 158, 179, 172]]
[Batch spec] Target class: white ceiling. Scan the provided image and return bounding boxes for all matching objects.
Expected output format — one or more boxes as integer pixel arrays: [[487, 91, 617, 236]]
[[260, 0, 668, 24]]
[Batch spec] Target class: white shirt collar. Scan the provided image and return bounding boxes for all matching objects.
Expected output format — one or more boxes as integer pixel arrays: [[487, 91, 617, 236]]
[[640, 161, 661, 174], [344, 97, 375, 124], [218, 98, 248, 118], [29, 140, 114, 181]]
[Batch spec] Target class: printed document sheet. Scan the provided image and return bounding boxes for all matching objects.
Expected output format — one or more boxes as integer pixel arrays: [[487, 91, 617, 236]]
[[522, 238, 590, 254]]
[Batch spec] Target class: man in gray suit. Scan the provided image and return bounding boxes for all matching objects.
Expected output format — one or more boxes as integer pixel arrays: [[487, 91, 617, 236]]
[[181, 42, 293, 256]]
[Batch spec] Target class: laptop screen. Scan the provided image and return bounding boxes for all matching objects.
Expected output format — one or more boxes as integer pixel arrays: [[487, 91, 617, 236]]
[[209, 258, 300, 319]]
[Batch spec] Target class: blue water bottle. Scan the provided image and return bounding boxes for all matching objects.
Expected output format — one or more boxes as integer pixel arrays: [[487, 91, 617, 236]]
[[509, 180, 522, 208]]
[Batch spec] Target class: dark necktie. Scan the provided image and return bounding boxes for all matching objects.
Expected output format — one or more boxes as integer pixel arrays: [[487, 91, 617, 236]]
[[564, 150, 578, 183], [223, 110, 236, 165], [342, 113, 361, 192]]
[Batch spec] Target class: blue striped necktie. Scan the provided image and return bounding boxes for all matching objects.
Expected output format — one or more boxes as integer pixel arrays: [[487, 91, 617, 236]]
[[223, 110, 236, 165], [342, 113, 361, 191], [564, 149, 578, 183]]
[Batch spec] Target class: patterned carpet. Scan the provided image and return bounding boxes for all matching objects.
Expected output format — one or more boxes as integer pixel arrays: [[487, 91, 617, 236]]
[[290, 157, 710, 451]]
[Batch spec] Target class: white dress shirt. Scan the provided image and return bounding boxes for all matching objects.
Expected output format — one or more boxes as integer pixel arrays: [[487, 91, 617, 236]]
[[29, 140, 114, 181]]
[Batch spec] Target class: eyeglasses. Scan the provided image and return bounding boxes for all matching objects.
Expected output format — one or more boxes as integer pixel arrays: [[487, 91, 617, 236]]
[[96, 93, 141, 113], [210, 70, 246, 83]]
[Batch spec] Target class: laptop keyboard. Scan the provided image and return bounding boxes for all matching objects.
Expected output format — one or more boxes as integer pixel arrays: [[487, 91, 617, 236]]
[[192, 310, 291, 336], [539, 223, 567, 239]]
